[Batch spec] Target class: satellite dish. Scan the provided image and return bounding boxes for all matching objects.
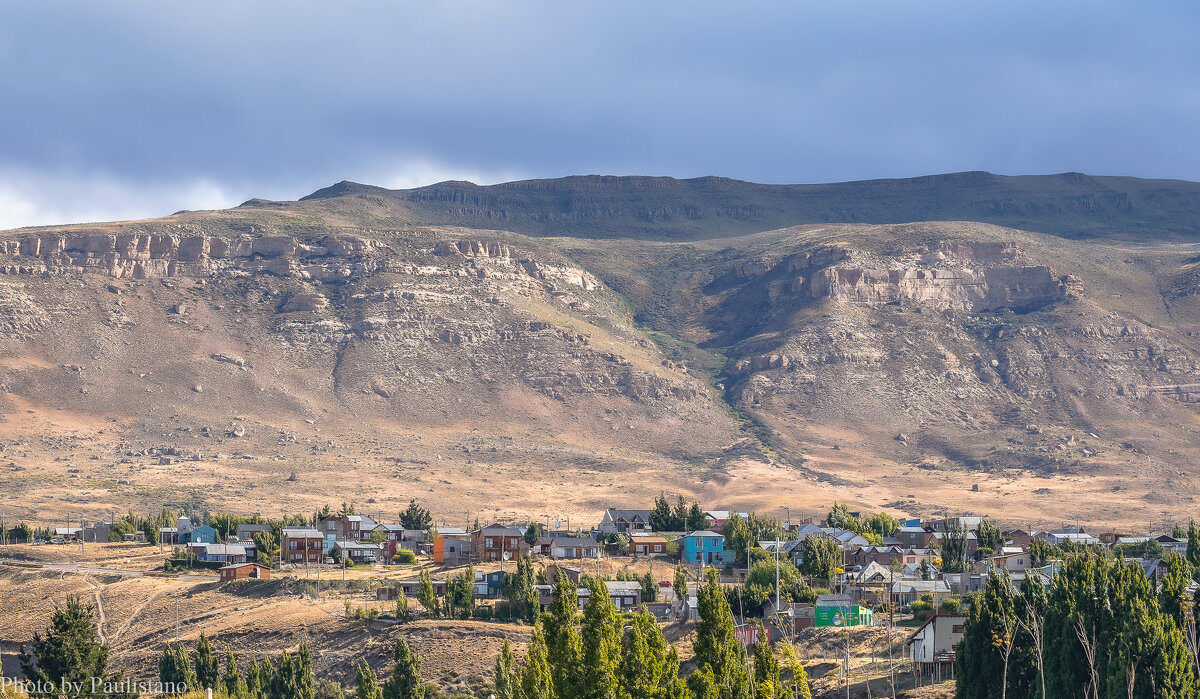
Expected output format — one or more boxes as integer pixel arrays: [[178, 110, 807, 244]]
[[502, 551, 511, 561], [555, 520, 562, 529]]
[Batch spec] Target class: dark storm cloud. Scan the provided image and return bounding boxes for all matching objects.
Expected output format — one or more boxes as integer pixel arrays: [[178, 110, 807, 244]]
[[0, 0, 1197, 227]]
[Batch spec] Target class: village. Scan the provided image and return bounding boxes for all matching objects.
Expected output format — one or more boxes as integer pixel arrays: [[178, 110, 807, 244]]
[[4, 496, 1191, 697]]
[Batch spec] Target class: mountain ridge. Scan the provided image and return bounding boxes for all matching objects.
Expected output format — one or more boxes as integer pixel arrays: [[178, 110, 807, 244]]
[[293, 170, 1200, 242]]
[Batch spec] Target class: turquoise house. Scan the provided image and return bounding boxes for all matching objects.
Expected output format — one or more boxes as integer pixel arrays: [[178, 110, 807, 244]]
[[188, 525, 218, 544], [682, 531, 731, 565]]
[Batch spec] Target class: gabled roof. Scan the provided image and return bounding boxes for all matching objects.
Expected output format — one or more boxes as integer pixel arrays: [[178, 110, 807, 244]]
[[904, 614, 968, 646], [552, 537, 598, 547], [684, 530, 724, 538], [202, 544, 247, 555], [890, 579, 951, 594], [282, 527, 322, 537], [219, 562, 268, 570], [603, 508, 653, 522], [477, 523, 523, 536]]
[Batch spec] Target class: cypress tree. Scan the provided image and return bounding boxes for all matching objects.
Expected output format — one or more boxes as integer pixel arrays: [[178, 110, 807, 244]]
[[355, 659, 384, 699], [270, 651, 297, 699], [692, 571, 752, 699], [495, 639, 518, 699], [686, 665, 719, 699], [383, 637, 423, 699], [1188, 520, 1200, 569], [19, 596, 121, 695], [158, 643, 197, 693], [544, 569, 583, 699], [955, 569, 1020, 699], [195, 631, 220, 690], [224, 649, 243, 697], [580, 577, 621, 699], [296, 642, 317, 699], [257, 656, 276, 697], [619, 606, 655, 697]]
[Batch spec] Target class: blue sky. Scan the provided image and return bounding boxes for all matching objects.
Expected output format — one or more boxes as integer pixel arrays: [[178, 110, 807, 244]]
[[1, 1, 1197, 228]]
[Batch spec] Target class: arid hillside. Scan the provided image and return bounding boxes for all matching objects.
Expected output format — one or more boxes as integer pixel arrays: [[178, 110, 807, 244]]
[[3, 175, 1200, 529]]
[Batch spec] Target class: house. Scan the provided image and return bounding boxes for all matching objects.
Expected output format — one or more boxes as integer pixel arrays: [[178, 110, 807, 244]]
[[1155, 535, 1188, 555], [281, 527, 324, 564], [605, 581, 642, 610], [53, 527, 82, 541], [705, 511, 731, 532], [433, 531, 472, 563], [1099, 530, 1137, 545], [682, 531, 731, 565], [333, 541, 384, 564], [814, 594, 873, 627], [196, 543, 248, 564], [1046, 531, 1100, 547], [597, 509, 654, 534], [1129, 558, 1170, 582], [392, 579, 448, 597], [546, 564, 584, 584], [533, 581, 643, 611], [843, 546, 937, 568], [188, 525, 218, 545], [219, 563, 270, 582], [761, 601, 816, 634], [81, 523, 111, 543], [986, 547, 1031, 573], [631, 536, 669, 556], [550, 537, 601, 559], [891, 579, 952, 608], [897, 526, 932, 549], [482, 570, 507, 596], [906, 615, 967, 680], [472, 524, 528, 562], [235, 523, 273, 541], [1004, 529, 1034, 549], [318, 514, 378, 546]]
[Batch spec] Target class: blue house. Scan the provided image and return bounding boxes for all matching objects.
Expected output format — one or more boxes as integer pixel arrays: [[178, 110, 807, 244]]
[[188, 525, 218, 545], [682, 531, 730, 565]]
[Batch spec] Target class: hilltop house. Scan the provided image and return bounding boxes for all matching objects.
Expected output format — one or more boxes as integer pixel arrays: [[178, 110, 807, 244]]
[[597, 509, 654, 534], [333, 541, 384, 564], [844, 546, 937, 568], [234, 523, 273, 542], [219, 563, 270, 582], [548, 537, 601, 559]]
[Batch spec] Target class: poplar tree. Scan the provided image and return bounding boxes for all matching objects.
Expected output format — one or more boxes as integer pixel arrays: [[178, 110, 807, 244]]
[[296, 642, 317, 699], [675, 566, 688, 602], [1188, 520, 1200, 570], [417, 569, 438, 618], [246, 658, 263, 697], [580, 578, 621, 699], [751, 629, 780, 699], [520, 623, 555, 699], [158, 643, 197, 693], [269, 651, 297, 699], [495, 639, 518, 699]]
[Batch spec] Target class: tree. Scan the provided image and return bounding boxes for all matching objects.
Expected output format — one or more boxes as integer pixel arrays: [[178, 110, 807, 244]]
[[580, 577, 622, 699], [619, 607, 665, 698], [938, 522, 969, 574], [399, 500, 432, 531], [641, 571, 657, 603], [976, 519, 1005, 555], [825, 503, 859, 532], [355, 659, 384, 699], [269, 651, 297, 699], [693, 572, 752, 699], [752, 628, 781, 699], [686, 503, 710, 532], [778, 642, 812, 699], [955, 569, 1019, 699], [258, 656, 276, 697], [417, 569, 438, 617], [495, 639, 518, 699], [445, 566, 475, 619], [525, 521, 543, 546], [224, 649, 243, 697], [1188, 520, 1200, 570], [20, 596, 128, 696], [520, 622, 555, 699], [675, 566, 689, 602], [544, 569, 583, 699], [723, 515, 753, 564], [651, 493, 674, 532], [296, 642, 317, 699], [394, 592, 409, 622], [158, 643, 197, 694], [195, 631, 219, 690], [798, 536, 839, 584], [383, 637, 423, 699]]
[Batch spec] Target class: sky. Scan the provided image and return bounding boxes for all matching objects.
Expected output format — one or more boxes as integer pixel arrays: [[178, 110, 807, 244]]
[[1, 1, 1198, 229]]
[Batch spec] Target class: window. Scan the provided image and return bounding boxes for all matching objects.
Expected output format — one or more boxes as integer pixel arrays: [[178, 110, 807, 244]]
[[952, 625, 964, 633], [654, 545, 662, 552]]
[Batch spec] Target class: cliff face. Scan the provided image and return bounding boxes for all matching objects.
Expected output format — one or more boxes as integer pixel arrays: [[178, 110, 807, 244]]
[[811, 265, 1074, 312]]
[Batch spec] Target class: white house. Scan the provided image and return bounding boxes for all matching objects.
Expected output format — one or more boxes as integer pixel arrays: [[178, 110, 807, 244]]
[[906, 614, 967, 681]]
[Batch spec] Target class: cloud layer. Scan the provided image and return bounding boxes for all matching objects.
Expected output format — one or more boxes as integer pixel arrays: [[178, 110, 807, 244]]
[[1, 1, 1197, 229]]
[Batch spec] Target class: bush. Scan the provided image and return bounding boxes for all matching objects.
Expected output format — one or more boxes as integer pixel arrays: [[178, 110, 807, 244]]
[[393, 549, 416, 565], [471, 605, 494, 621], [940, 597, 962, 614]]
